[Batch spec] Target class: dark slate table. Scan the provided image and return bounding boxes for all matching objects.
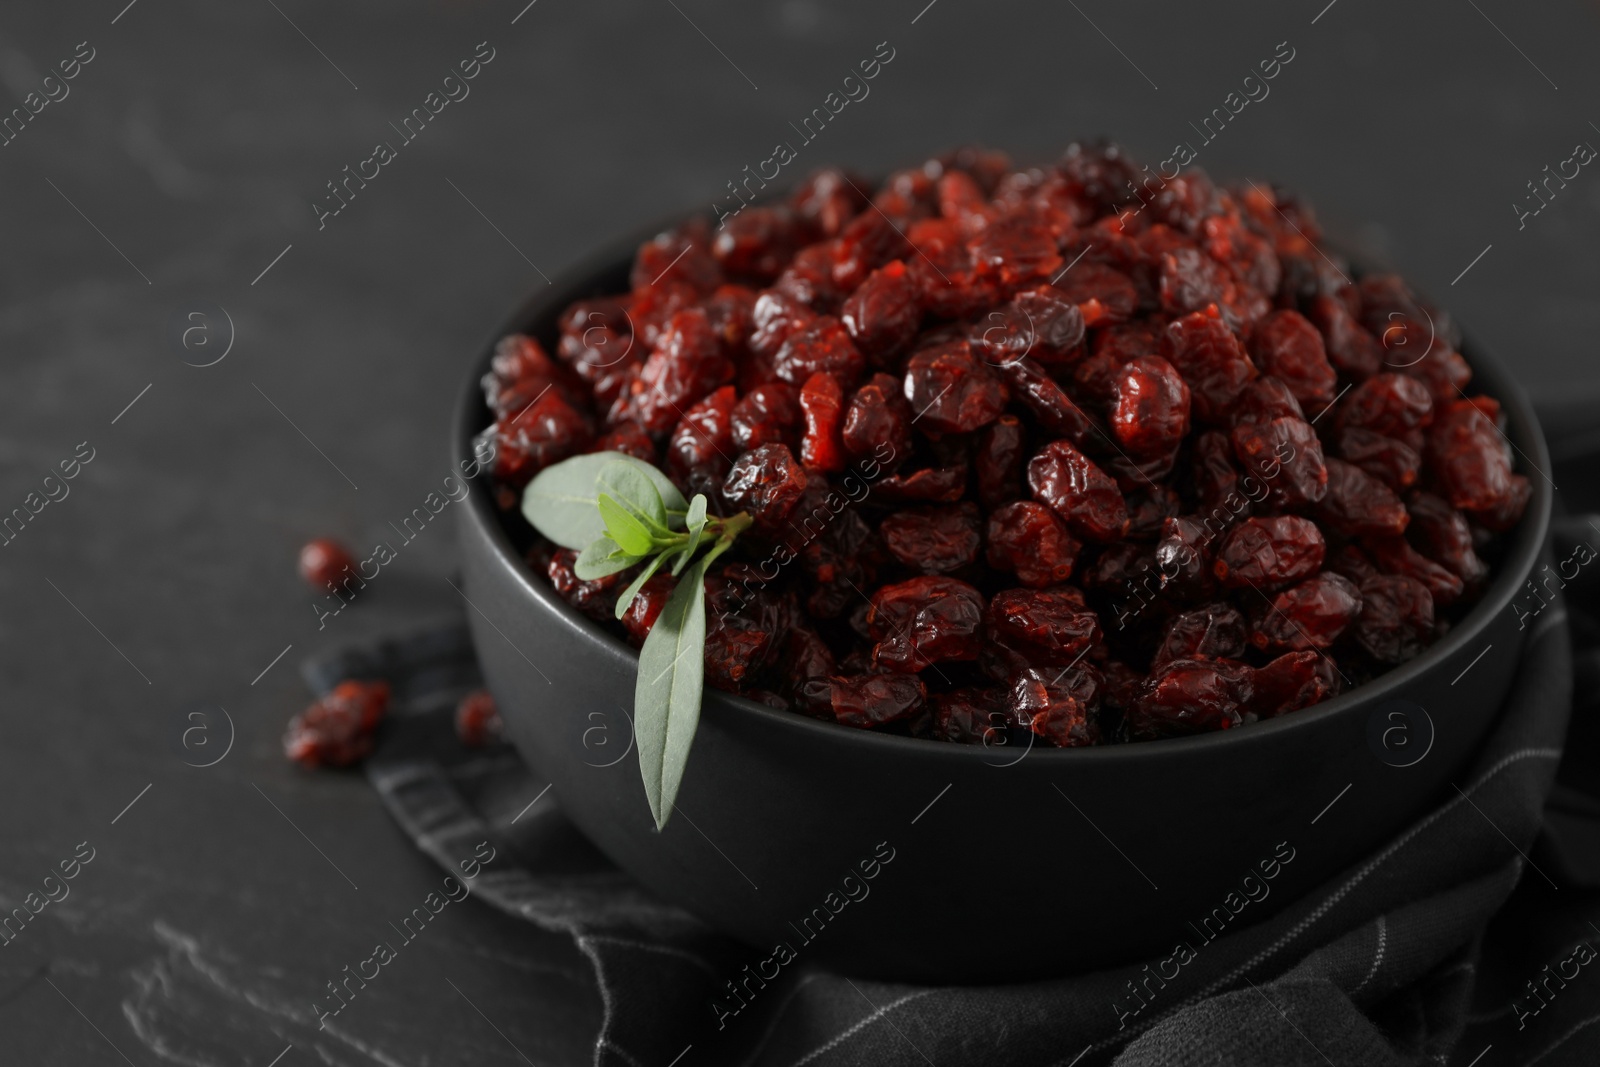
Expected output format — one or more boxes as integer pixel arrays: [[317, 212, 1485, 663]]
[[3, 1, 1597, 1063]]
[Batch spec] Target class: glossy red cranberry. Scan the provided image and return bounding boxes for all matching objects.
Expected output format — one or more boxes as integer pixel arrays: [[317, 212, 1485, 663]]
[[829, 672, 928, 729], [1011, 666, 1101, 747], [1125, 659, 1247, 739], [284, 680, 391, 768], [455, 689, 503, 748], [986, 588, 1101, 665], [1250, 310, 1337, 407], [621, 574, 677, 645], [1252, 572, 1362, 651], [1248, 651, 1339, 717], [1230, 416, 1328, 508], [903, 341, 1007, 433], [840, 374, 912, 467], [1111, 356, 1191, 457], [1213, 516, 1325, 590], [798, 371, 847, 472], [723, 443, 808, 530], [840, 260, 921, 361], [867, 576, 986, 672], [986, 501, 1079, 587], [665, 385, 737, 498], [1027, 440, 1129, 542], [1161, 311, 1258, 424], [730, 382, 801, 452], [299, 538, 357, 592]]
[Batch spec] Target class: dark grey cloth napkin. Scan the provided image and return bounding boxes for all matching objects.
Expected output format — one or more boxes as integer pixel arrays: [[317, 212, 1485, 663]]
[[303, 515, 1600, 1067]]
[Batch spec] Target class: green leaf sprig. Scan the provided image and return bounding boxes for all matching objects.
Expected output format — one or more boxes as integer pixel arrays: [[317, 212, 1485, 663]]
[[523, 452, 750, 830]]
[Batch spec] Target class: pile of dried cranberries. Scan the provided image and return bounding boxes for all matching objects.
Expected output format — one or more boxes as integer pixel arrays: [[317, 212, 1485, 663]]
[[478, 143, 1529, 747]]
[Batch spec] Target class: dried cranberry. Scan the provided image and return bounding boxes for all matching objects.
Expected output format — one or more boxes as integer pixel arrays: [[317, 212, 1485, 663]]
[[1307, 294, 1381, 382], [665, 385, 737, 498], [1011, 667, 1101, 747], [840, 260, 921, 362], [1427, 399, 1518, 513], [1054, 263, 1139, 326], [1152, 603, 1248, 671], [868, 576, 986, 672], [986, 588, 1101, 665], [712, 207, 799, 281], [790, 167, 870, 237], [1010, 285, 1088, 361], [1250, 310, 1337, 407], [1406, 491, 1489, 587], [986, 501, 1080, 587], [903, 341, 1007, 433], [624, 309, 735, 435], [1028, 440, 1129, 542], [1233, 376, 1305, 427], [1213, 516, 1325, 590], [798, 371, 847, 473], [621, 574, 677, 645], [1162, 311, 1258, 424], [975, 415, 1027, 508], [996, 356, 1094, 442], [1248, 652, 1339, 717], [932, 688, 1008, 745], [828, 672, 928, 729], [1334, 427, 1421, 492], [730, 382, 801, 452], [548, 548, 625, 622], [1252, 572, 1362, 651], [284, 680, 391, 768], [1338, 373, 1434, 439], [1126, 659, 1247, 739], [882, 503, 982, 574], [1352, 574, 1434, 664], [632, 225, 721, 293], [1315, 458, 1409, 538], [594, 423, 657, 464], [1230, 416, 1328, 508], [840, 374, 912, 467], [1362, 534, 1466, 607], [455, 689, 503, 748], [299, 538, 356, 591], [1111, 356, 1191, 457], [723, 443, 808, 531]]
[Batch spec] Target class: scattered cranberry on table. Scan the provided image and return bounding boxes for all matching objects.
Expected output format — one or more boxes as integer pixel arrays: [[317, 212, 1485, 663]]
[[298, 538, 356, 592], [455, 689, 504, 748], [283, 680, 391, 768], [484, 142, 1530, 747]]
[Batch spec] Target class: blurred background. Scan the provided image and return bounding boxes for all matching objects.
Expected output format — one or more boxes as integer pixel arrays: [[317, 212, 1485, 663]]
[[2, 0, 1598, 1063]]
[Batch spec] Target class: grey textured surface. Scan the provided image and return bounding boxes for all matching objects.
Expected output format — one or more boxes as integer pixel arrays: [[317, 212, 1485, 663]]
[[2, 0, 1598, 1063]]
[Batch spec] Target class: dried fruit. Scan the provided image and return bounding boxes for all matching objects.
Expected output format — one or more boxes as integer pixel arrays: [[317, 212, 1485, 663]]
[[455, 689, 503, 748]]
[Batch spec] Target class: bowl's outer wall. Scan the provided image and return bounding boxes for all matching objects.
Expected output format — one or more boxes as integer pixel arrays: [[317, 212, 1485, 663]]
[[455, 231, 1552, 984]]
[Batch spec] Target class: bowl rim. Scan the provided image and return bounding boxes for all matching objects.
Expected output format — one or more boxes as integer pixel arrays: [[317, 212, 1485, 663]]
[[454, 206, 1553, 765]]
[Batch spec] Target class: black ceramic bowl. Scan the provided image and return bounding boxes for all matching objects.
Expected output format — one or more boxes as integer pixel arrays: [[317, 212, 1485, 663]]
[[455, 224, 1551, 983]]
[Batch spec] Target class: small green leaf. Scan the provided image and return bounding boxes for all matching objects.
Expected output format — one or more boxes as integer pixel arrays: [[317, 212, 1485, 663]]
[[634, 551, 716, 831], [596, 460, 670, 535], [672, 495, 710, 576], [597, 494, 655, 555], [574, 537, 642, 581], [613, 545, 683, 619], [522, 452, 687, 549]]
